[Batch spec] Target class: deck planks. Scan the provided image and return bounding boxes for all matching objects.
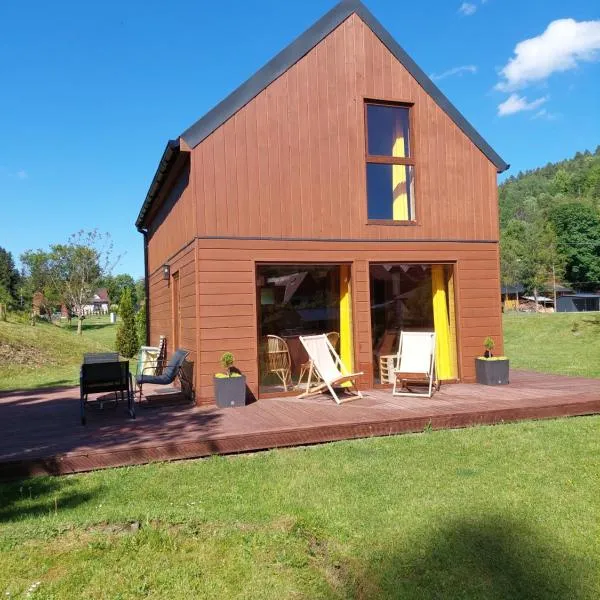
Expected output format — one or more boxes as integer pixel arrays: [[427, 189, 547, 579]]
[[0, 370, 598, 478]]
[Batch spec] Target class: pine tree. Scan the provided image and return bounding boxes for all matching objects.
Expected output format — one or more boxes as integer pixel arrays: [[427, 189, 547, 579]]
[[115, 288, 139, 358]]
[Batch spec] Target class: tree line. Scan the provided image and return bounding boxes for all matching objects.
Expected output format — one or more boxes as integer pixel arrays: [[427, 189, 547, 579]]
[[0, 230, 145, 356], [500, 146, 600, 301]]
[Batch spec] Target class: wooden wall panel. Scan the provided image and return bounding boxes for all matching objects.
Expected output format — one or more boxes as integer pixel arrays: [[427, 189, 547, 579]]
[[148, 242, 197, 374], [145, 11, 506, 404], [192, 239, 502, 404], [147, 159, 195, 273], [192, 14, 500, 244]]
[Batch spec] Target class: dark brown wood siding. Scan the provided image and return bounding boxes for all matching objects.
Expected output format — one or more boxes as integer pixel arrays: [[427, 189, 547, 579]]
[[192, 14, 500, 243], [148, 242, 197, 368], [194, 239, 502, 404], [146, 159, 195, 274]]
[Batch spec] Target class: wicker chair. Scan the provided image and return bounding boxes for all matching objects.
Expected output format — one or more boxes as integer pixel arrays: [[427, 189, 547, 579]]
[[266, 335, 293, 391]]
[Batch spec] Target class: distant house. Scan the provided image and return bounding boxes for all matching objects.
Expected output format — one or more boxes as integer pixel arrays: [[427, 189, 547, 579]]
[[501, 284, 525, 310], [83, 288, 110, 315], [136, 0, 509, 404], [557, 293, 600, 313]]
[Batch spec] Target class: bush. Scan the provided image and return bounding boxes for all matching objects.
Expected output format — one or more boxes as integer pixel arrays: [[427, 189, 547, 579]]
[[135, 303, 147, 347], [115, 288, 139, 358]]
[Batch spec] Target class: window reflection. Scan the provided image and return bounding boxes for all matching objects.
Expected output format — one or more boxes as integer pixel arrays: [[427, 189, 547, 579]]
[[370, 264, 457, 384], [258, 265, 343, 393]]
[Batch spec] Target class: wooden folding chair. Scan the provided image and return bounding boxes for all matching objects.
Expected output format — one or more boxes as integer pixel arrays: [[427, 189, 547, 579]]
[[297, 334, 363, 404], [392, 331, 439, 398]]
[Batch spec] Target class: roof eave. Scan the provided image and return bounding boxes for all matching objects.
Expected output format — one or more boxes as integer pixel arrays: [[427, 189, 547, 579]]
[[135, 139, 182, 231]]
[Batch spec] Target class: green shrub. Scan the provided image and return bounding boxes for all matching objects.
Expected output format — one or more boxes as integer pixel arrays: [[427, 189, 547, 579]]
[[135, 303, 147, 346], [115, 288, 138, 358]]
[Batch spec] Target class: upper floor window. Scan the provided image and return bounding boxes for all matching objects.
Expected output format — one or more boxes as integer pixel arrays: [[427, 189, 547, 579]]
[[365, 102, 415, 222]]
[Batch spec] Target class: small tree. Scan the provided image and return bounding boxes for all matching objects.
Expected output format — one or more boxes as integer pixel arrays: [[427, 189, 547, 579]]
[[116, 288, 139, 358], [0, 285, 10, 321], [135, 302, 147, 347]]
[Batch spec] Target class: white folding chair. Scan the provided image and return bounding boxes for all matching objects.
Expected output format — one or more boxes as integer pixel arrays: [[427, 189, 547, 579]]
[[297, 334, 363, 404], [392, 331, 439, 398]]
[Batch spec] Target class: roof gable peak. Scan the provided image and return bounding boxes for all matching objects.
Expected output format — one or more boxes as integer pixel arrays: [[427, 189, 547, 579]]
[[179, 0, 507, 173]]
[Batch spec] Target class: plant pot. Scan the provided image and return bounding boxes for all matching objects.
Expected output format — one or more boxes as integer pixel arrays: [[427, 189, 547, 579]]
[[214, 375, 247, 408], [475, 358, 509, 385]]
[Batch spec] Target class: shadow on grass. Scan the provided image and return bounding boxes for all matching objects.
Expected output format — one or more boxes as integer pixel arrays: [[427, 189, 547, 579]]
[[63, 322, 114, 332], [341, 516, 587, 599], [0, 474, 96, 523]]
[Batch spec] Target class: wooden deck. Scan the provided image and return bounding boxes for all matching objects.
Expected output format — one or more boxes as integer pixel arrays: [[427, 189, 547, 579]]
[[1, 370, 598, 479]]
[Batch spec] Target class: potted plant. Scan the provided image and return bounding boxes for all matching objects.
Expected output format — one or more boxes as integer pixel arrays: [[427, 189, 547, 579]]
[[213, 352, 247, 408], [475, 337, 509, 385]]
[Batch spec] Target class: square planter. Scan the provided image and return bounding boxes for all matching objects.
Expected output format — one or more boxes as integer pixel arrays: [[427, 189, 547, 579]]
[[214, 375, 247, 408], [475, 358, 510, 385]]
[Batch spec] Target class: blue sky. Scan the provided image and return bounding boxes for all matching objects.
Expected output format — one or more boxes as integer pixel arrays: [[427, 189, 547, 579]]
[[1, 0, 599, 278]]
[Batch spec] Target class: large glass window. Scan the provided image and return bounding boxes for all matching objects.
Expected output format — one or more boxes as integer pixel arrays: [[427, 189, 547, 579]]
[[257, 265, 353, 394], [370, 264, 457, 384], [365, 103, 415, 222]]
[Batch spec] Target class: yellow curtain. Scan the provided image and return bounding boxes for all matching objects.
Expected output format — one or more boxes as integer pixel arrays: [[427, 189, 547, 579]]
[[446, 269, 458, 379], [431, 266, 457, 380], [339, 265, 353, 375], [392, 117, 408, 221]]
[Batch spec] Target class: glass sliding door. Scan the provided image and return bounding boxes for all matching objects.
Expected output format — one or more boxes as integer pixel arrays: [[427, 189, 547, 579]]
[[257, 264, 352, 394], [370, 264, 457, 384]]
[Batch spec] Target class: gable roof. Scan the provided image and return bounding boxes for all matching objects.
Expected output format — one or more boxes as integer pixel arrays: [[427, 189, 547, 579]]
[[136, 0, 508, 229]]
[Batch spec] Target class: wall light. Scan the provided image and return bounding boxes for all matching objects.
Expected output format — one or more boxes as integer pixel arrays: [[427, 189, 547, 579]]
[[162, 264, 170, 280]]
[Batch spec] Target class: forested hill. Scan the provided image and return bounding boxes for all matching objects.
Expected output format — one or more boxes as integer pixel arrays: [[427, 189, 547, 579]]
[[499, 147, 600, 293]]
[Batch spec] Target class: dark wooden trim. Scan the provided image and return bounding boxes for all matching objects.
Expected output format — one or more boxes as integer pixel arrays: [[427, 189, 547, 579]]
[[364, 99, 416, 223], [197, 235, 500, 244], [364, 99, 414, 160], [367, 219, 418, 226], [171, 271, 180, 351], [366, 155, 415, 165]]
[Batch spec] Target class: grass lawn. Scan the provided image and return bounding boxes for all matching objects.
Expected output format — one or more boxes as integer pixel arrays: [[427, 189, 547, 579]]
[[503, 311, 600, 378], [1, 416, 599, 599], [0, 315, 125, 391]]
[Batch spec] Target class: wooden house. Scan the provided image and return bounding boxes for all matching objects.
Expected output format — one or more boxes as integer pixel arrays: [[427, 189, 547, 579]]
[[136, 0, 509, 404]]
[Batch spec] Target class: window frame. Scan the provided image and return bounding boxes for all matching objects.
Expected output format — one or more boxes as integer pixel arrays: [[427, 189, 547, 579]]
[[364, 99, 417, 225]]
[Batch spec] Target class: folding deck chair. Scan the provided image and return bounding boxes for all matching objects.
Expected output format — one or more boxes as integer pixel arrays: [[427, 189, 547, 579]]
[[392, 331, 439, 398], [297, 334, 363, 404]]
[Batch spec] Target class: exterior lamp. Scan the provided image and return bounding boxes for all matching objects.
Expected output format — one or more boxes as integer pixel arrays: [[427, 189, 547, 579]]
[[162, 264, 170, 280]]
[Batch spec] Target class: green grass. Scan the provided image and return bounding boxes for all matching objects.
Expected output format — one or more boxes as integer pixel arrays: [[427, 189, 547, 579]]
[[0, 315, 124, 390], [503, 311, 600, 378], [1, 417, 599, 599], [0, 313, 599, 597]]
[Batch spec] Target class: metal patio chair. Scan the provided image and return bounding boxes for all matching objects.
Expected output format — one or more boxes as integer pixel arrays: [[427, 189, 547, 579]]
[[80, 357, 135, 425], [135, 348, 191, 402]]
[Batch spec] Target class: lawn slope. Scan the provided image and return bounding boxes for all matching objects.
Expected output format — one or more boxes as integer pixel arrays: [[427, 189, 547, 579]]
[[0, 316, 119, 391], [503, 312, 600, 378]]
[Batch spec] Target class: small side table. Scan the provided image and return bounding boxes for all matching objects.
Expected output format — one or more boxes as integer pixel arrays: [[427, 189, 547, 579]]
[[379, 354, 397, 384]]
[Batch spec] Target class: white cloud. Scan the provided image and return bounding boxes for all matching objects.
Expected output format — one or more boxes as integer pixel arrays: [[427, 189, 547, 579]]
[[431, 65, 477, 81], [0, 166, 28, 180], [532, 108, 559, 121], [497, 94, 548, 116], [497, 18, 600, 91], [458, 2, 477, 15]]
